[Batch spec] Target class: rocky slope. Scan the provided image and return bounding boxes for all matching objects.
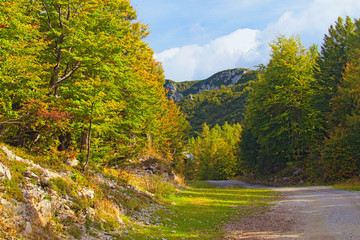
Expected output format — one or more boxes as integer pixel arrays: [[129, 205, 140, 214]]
[[0, 144, 180, 240], [164, 68, 252, 102]]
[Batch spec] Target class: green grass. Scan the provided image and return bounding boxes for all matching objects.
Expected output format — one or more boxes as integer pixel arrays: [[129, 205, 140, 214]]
[[333, 178, 360, 191], [123, 181, 278, 240]]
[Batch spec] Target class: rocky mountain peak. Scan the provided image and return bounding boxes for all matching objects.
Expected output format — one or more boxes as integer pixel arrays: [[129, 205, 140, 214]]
[[164, 68, 251, 102]]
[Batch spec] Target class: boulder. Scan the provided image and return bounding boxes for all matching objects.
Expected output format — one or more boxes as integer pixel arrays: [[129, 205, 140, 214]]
[[37, 199, 52, 226]]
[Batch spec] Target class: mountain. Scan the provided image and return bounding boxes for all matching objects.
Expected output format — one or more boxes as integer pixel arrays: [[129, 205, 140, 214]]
[[164, 68, 258, 134], [164, 68, 253, 102]]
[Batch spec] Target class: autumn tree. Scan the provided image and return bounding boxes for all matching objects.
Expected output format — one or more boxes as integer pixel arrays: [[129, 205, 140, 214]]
[[0, 0, 188, 170], [0, 0, 49, 143]]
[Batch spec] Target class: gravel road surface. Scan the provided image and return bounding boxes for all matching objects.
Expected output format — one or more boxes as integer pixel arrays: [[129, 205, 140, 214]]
[[207, 180, 360, 240]]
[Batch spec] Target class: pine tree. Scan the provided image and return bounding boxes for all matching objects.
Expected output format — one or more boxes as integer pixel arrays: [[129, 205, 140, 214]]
[[321, 22, 360, 181], [315, 16, 355, 122], [242, 36, 322, 173]]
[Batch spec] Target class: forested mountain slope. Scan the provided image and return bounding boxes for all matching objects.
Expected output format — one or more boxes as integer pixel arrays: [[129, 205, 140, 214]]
[[164, 68, 257, 134]]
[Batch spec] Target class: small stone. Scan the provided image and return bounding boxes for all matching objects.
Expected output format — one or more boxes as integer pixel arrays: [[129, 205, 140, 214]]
[[24, 222, 32, 235], [65, 159, 79, 167], [80, 188, 94, 198], [24, 170, 40, 182], [117, 216, 124, 225]]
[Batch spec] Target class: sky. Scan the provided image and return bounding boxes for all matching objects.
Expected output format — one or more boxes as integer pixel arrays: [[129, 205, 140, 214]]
[[131, 0, 360, 82]]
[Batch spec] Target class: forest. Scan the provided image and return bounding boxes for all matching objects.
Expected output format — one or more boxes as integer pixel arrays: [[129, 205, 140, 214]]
[[0, 0, 188, 172], [184, 16, 360, 183], [1, 0, 360, 184]]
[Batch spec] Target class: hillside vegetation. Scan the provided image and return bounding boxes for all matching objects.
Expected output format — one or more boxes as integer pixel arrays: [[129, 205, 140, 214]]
[[0, 144, 277, 239], [1, 0, 360, 238]]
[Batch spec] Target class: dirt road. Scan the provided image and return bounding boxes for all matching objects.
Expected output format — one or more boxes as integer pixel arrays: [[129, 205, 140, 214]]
[[207, 180, 360, 240]]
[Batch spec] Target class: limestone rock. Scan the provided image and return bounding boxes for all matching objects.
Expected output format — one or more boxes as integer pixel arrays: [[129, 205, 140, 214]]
[[24, 221, 32, 235], [79, 188, 94, 198], [164, 80, 184, 102], [24, 170, 40, 182], [37, 199, 52, 226], [1, 146, 61, 180], [65, 158, 79, 167], [1, 146, 16, 160], [293, 169, 304, 176], [0, 161, 11, 181], [163, 68, 251, 102]]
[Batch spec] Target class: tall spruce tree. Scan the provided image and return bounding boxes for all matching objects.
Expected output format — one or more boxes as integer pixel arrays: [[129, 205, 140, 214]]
[[315, 16, 355, 124], [321, 19, 360, 181], [242, 36, 321, 173]]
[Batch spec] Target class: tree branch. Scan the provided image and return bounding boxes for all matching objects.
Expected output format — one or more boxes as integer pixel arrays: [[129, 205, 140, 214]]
[[41, 1, 52, 29], [58, 5, 64, 29], [56, 61, 81, 84]]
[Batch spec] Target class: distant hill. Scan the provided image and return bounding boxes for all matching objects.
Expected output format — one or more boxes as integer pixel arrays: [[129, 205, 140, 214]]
[[164, 68, 253, 102], [164, 68, 258, 134]]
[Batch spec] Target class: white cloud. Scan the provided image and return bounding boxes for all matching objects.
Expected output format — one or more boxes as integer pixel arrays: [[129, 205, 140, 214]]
[[262, 0, 360, 46], [155, 0, 360, 82], [155, 28, 261, 81]]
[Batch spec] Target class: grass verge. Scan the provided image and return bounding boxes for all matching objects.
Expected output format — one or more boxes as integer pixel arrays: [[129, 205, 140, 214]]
[[333, 177, 360, 191], [124, 181, 278, 240]]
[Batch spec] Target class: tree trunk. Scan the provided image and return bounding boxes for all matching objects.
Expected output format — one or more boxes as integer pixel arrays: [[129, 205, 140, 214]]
[[83, 103, 94, 172], [81, 132, 89, 151]]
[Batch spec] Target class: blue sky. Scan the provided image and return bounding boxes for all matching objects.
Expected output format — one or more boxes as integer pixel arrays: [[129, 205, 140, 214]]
[[131, 0, 360, 81]]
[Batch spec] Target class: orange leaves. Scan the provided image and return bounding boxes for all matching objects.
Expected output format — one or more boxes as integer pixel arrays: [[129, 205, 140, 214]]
[[0, 23, 8, 28], [36, 108, 72, 123], [23, 100, 72, 128]]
